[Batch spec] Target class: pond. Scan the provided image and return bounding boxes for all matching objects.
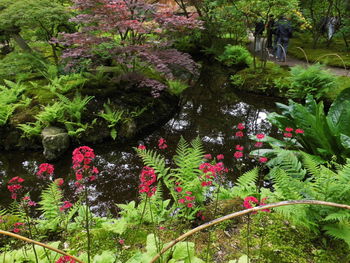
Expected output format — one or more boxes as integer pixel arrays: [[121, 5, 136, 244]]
[[0, 62, 280, 216]]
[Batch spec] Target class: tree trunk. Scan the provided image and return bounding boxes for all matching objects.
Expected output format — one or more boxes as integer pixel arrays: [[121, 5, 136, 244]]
[[11, 33, 32, 52]]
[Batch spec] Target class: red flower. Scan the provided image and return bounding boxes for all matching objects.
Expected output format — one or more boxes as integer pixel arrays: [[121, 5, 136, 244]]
[[60, 201, 73, 211], [8, 177, 25, 200], [185, 191, 192, 195], [283, 132, 292, 138], [55, 178, 64, 186], [295, 129, 304, 134], [175, 187, 183, 192], [204, 154, 212, 160], [178, 199, 185, 204], [235, 145, 244, 151], [139, 166, 157, 197], [235, 131, 244, 137], [234, 151, 243, 159], [56, 256, 76, 263], [187, 203, 194, 208], [119, 239, 125, 245], [285, 127, 293, 132], [254, 142, 263, 148], [138, 145, 146, 150], [185, 196, 192, 201], [201, 181, 207, 187], [259, 157, 268, 163], [9, 177, 24, 184], [216, 154, 224, 160], [72, 146, 97, 183], [36, 163, 54, 178], [243, 196, 259, 209], [158, 138, 168, 149], [237, 123, 245, 130], [13, 228, 21, 233], [256, 134, 265, 140]]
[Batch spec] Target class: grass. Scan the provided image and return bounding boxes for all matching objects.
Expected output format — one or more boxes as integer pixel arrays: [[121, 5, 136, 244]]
[[289, 33, 350, 68]]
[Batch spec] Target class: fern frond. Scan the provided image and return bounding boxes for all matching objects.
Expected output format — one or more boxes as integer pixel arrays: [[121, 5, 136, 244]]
[[275, 150, 306, 180], [38, 182, 63, 221], [301, 152, 324, 177], [270, 168, 304, 200], [136, 149, 169, 179], [323, 222, 350, 247]]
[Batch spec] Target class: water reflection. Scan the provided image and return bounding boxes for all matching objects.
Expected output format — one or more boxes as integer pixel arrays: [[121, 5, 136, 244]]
[[0, 62, 280, 216]]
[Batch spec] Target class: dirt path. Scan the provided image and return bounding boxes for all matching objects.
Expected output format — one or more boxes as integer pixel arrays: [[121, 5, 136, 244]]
[[248, 35, 350, 77]]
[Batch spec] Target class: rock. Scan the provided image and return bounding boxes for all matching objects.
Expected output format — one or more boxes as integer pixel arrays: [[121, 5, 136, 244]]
[[41, 127, 70, 161]]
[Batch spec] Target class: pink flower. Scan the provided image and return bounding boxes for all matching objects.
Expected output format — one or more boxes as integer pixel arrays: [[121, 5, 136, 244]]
[[175, 187, 183, 192], [187, 203, 194, 208], [159, 226, 165, 230], [285, 127, 293, 132], [119, 239, 125, 245], [28, 201, 37, 207], [235, 131, 244, 137], [216, 154, 224, 160], [9, 177, 25, 184], [204, 154, 212, 160], [185, 191, 192, 195], [158, 138, 168, 149], [178, 199, 185, 204], [235, 145, 244, 151], [234, 151, 243, 159], [36, 163, 54, 178], [259, 157, 268, 163], [283, 132, 292, 138], [201, 181, 207, 187], [55, 178, 64, 186], [243, 196, 259, 209], [60, 201, 73, 211], [254, 142, 263, 148], [256, 134, 265, 140], [295, 129, 304, 134], [56, 256, 76, 263], [138, 145, 146, 150], [237, 123, 245, 130], [13, 228, 21, 233]]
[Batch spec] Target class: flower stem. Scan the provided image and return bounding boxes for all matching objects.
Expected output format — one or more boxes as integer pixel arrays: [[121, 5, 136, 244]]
[[85, 187, 91, 263], [247, 214, 251, 262], [149, 199, 163, 263], [205, 184, 221, 263], [24, 211, 39, 263]]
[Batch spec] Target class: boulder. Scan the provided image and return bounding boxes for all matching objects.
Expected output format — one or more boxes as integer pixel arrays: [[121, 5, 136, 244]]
[[42, 127, 70, 160]]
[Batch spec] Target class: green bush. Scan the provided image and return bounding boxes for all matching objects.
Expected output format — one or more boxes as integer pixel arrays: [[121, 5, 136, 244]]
[[167, 79, 188, 95], [288, 64, 337, 99], [217, 45, 252, 67]]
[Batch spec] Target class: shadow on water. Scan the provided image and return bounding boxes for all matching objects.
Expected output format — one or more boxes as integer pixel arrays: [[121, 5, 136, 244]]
[[0, 62, 281, 216]]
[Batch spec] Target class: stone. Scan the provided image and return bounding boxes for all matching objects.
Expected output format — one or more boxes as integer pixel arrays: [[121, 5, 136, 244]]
[[41, 127, 70, 161]]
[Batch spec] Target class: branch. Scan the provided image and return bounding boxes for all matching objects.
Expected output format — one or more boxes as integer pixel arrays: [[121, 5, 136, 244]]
[[149, 200, 350, 263], [0, 230, 83, 263]]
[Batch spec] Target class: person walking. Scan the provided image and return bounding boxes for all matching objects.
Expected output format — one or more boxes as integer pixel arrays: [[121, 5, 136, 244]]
[[275, 16, 292, 62]]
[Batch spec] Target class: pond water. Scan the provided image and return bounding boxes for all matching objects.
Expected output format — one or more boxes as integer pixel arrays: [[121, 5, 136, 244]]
[[0, 62, 281, 216]]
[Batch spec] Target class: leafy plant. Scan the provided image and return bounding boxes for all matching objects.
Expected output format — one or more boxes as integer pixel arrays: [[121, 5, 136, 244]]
[[56, 93, 94, 122], [217, 45, 252, 67], [35, 102, 65, 125], [17, 121, 43, 138], [268, 88, 350, 162], [287, 64, 337, 99], [167, 79, 189, 96], [98, 104, 123, 140]]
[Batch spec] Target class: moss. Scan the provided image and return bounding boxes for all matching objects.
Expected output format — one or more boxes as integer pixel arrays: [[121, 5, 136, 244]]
[[326, 76, 350, 100], [289, 34, 350, 68]]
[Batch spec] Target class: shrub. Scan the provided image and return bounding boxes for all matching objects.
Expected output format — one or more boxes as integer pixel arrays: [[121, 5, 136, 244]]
[[288, 63, 337, 99], [218, 45, 252, 67]]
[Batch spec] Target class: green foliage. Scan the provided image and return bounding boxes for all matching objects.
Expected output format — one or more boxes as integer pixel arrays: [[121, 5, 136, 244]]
[[127, 234, 204, 263], [98, 103, 124, 140], [17, 121, 43, 138], [167, 79, 189, 96], [35, 102, 65, 125], [268, 88, 350, 162], [56, 93, 94, 122], [218, 45, 252, 67], [287, 64, 337, 99]]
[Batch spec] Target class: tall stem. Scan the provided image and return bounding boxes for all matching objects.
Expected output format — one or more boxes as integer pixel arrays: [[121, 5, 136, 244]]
[[205, 184, 221, 263], [149, 199, 163, 263], [247, 214, 251, 262], [85, 187, 91, 263], [24, 211, 39, 263]]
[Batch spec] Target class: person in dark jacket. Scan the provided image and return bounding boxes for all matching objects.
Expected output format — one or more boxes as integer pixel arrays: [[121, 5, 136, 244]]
[[275, 16, 292, 62], [254, 18, 265, 52]]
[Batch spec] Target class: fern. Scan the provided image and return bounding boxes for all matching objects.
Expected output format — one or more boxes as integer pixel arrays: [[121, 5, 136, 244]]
[[17, 121, 42, 138], [324, 222, 350, 247], [56, 93, 94, 122], [136, 149, 169, 180], [37, 182, 63, 231], [36, 102, 65, 125]]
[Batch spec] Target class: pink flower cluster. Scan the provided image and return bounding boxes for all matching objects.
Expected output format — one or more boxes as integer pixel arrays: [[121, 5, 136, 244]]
[[13, 222, 25, 233], [243, 196, 270, 214], [199, 162, 227, 186], [138, 144, 146, 150], [22, 196, 37, 207], [7, 177, 25, 200], [178, 191, 195, 208], [235, 122, 245, 137], [283, 127, 304, 138], [158, 138, 168, 149], [139, 166, 157, 197], [60, 201, 73, 212], [72, 146, 99, 183], [234, 144, 244, 159], [56, 256, 76, 263], [36, 163, 54, 178]]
